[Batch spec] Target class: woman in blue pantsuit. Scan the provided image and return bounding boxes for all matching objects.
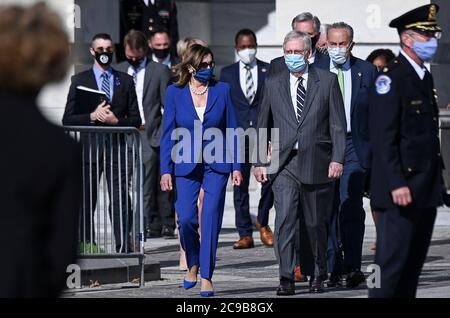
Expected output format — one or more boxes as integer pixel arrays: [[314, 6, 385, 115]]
[[160, 44, 242, 297]]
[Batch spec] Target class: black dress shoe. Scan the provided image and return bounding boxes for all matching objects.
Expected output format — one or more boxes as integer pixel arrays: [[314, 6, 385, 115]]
[[309, 275, 326, 293], [345, 270, 366, 288], [325, 273, 342, 288], [276, 279, 295, 296], [161, 225, 176, 238]]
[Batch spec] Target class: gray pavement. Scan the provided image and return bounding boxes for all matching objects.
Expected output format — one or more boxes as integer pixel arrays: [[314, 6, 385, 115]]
[[64, 180, 450, 298]]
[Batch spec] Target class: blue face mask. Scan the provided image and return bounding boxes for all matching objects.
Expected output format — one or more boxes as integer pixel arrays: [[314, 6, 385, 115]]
[[412, 37, 438, 62], [327, 47, 347, 65], [284, 54, 307, 73], [194, 67, 214, 83]]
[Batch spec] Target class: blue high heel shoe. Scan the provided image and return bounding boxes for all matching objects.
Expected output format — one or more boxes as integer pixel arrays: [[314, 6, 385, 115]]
[[200, 279, 214, 297], [183, 280, 197, 290], [200, 290, 214, 297]]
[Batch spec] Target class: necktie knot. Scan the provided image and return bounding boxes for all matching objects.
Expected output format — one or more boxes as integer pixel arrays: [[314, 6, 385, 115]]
[[244, 64, 252, 71]]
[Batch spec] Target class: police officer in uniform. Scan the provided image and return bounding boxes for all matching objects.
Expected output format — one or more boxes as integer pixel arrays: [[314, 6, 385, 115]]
[[368, 4, 445, 298], [120, 0, 179, 61]]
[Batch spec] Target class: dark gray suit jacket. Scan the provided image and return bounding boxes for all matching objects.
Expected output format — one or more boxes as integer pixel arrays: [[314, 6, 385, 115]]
[[116, 59, 171, 147], [255, 65, 347, 185]]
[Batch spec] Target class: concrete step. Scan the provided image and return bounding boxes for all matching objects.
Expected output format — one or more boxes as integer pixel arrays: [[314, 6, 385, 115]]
[[77, 257, 160, 287]]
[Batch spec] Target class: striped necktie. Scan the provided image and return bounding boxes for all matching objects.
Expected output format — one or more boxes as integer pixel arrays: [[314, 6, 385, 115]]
[[244, 64, 256, 104], [296, 77, 306, 123], [132, 67, 138, 86], [101, 72, 111, 102]]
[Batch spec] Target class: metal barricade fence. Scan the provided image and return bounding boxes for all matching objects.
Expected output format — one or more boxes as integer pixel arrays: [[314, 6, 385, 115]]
[[64, 126, 145, 287]]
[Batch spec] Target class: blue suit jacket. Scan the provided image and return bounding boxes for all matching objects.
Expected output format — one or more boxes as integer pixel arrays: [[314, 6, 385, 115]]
[[315, 55, 377, 168], [160, 80, 241, 177], [219, 59, 269, 129]]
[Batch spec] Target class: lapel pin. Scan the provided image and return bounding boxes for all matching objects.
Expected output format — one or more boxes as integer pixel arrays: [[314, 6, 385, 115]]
[[358, 72, 362, 77], [262, 68, 267, 72]]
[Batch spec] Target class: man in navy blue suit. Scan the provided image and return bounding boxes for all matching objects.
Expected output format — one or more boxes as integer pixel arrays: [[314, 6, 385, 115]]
[[220, 29, 274, 249], [315, 22, 377, 287]]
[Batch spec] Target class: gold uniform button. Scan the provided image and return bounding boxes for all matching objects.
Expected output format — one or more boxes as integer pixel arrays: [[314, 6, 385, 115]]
[[149, 26, 153, 31], [407, 168, 413, 172], [149, 18, 154, 23], [416, 110, 420, 114], [433, 117, 438, 121]]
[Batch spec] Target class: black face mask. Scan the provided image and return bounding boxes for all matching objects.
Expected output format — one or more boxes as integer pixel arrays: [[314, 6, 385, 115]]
[[127, 58, 144, 68], [95, 51, 113, 66], [153, 48, 170, 60], [310, 35, 319, 50]]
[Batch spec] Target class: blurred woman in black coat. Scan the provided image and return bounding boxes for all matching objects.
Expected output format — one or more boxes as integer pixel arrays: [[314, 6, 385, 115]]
[[0, 2, 82, 297]]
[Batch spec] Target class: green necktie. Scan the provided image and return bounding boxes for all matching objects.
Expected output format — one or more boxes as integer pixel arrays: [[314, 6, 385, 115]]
[[337, 65, 344, 99]]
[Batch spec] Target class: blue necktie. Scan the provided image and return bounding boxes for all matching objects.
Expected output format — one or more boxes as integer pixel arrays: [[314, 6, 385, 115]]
[[101, 72, 111, 102]]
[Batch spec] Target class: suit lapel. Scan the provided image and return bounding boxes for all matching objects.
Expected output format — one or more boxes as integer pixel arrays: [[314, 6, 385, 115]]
[[111, 69, 123, 106], [183, 86, 201, 121], [277, 69, 298, 124], [233, 62, 248, 103], [87, 69, 99, 90], [143, 60, 154, 99], [350, 57, 361, 115], [253, 60, 268, 105], [204, 82, 219, 116], [299, 66, 319, 127]]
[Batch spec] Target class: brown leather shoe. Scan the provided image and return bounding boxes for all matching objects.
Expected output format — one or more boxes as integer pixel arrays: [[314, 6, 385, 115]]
[[255, 219, 274, 247], [233, 236, 254, 249], [294, 265, 306, 282]]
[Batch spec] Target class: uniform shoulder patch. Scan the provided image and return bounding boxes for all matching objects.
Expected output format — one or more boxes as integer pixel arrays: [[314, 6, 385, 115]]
[[375, 75, 392, 95]]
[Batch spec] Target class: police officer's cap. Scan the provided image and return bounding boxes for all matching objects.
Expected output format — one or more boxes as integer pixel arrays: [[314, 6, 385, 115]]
[[389, 4, 441, 36]]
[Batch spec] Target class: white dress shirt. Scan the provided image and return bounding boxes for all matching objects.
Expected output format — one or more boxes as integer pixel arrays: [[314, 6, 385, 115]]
[[289, 66, 309, 149], [400, 49, 426, 80], [329, 57, 352, 133], [239, 60, 258, 100], [152, 53, 171, 68], [127, 57, 147, 125]]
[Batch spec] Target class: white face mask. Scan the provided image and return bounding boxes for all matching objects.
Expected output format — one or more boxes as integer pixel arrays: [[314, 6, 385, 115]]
[[328, 47, 347, 65], [237, 48, 257, 65]]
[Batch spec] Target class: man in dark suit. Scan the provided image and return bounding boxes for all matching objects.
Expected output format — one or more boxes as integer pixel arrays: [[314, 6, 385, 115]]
[[268, 12, 325, 282], [148, 27, 179, 70], [268, 12, 324, 76], [220, 29, 274, 250], [368, 4, 444, 298], [255, 31, 346, 295], [63, 33, 141, 253], [116, 30, 175, 238], [119, 0, 179, 61], [314, 22, 377, 288]]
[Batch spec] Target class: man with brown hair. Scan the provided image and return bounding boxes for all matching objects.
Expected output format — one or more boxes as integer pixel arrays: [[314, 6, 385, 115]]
[[116, 30, 175, 238]]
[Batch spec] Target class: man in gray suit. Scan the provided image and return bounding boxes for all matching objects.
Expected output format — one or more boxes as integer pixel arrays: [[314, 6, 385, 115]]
[[116, 30, 175, 239], [255, 31, 346, 295]]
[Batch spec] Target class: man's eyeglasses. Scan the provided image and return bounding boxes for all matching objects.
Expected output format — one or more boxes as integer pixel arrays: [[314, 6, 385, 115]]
[[198, 61, 215, 70]]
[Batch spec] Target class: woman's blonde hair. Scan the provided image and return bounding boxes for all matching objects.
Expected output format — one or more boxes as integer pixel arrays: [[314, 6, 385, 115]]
[[175, 44, 213, 87], [176, 37, 208, 62], [0, 2, 69, 92]]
